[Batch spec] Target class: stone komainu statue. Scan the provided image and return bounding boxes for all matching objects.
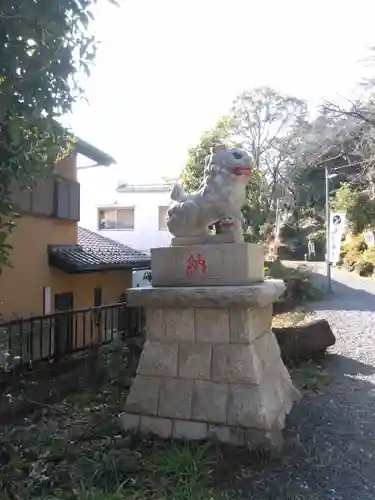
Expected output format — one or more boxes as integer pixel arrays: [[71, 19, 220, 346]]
[[167, 146, 252, 242]]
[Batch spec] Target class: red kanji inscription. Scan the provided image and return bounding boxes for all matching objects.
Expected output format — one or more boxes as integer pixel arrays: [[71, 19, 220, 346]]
[[186, 253, 207, 276]]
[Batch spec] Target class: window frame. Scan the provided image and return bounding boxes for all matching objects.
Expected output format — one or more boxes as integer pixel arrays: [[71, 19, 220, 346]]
[[158, 205, 169, 231], [98, 206, 135, 230]]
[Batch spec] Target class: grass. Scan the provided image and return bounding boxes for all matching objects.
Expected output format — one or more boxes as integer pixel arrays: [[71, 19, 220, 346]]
[[288, 359, 331, 395], [0, 317, 333, 500], [0, 339, 233, 500]]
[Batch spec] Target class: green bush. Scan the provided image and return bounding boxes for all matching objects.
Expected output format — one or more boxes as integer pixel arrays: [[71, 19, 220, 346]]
[[341, 235, 367, 256], [338, 234, 375, 276], [362, 247, 375, 263], [331, 183, 375, 234], [355, 260, 374, 277], [339, 234, 375, 276], [266, 260, 321, 303], [343, 250, 359, 272]]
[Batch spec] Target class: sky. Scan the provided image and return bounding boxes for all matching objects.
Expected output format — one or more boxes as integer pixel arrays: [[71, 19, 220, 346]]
[[68, 0, 375, 189]]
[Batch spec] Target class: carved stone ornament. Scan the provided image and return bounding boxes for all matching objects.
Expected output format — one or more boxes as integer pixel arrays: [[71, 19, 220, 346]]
[[167, 146, 252, 245]]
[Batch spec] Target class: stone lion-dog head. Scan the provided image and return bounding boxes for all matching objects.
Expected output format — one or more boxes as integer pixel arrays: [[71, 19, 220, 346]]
[[203, 145, 252, 187]]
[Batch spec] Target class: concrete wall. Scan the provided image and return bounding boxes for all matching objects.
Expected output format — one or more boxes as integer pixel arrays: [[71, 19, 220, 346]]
[[79, 179, 172, 253], [132, 269, 152, 288]]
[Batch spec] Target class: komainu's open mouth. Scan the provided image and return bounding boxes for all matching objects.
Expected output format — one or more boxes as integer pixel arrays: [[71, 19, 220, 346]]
[[231, 165, 252, 176]]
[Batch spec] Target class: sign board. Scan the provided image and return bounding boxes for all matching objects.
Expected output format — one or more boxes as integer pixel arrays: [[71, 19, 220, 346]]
[[329, 212, 346, 263], [364, 231, 375, 247]]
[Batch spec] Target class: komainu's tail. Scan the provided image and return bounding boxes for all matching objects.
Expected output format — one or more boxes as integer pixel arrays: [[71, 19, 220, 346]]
[[170, 182, 185, 202]]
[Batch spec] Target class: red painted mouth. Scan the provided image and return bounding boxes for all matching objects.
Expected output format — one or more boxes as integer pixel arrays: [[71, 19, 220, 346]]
[[220, 220, 234, 227], [231, 165, 252, 176]]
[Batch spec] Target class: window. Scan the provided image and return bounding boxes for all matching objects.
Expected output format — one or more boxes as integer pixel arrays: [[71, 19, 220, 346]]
[[93, 287, 102, 307], [10, 177, 80, 221], [158, 206, 169, 230], [98, 207, 134, 230], [54, 178, 80, 221]]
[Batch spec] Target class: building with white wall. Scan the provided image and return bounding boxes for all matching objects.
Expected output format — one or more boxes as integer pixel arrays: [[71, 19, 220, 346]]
[[79, 175, 173, 254]]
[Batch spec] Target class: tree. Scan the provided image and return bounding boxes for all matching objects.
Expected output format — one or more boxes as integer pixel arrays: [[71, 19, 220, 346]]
[[230, 87, 308, 212], [0, 0, 112, 268], [181, 116, 232, 192], [285, 110, 365, 211]]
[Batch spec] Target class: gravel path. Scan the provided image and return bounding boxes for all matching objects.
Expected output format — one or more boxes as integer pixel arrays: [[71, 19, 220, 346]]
[[238, 266, 375, 500]]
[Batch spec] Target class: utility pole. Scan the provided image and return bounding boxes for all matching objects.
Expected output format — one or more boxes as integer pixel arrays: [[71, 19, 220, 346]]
[[325, 165, 332, 293]]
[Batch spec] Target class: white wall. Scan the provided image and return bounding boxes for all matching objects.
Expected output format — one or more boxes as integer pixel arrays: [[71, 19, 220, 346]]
[[78, 168, 172, 253], [132, 270, 152, 288]]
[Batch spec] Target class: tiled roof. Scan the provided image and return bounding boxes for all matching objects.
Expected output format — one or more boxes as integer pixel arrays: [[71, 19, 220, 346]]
[[48, 227, 151, 274]]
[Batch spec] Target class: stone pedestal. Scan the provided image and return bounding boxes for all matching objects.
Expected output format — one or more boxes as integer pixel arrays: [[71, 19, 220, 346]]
[[151, 242, 264, 287], [120, 281, 300, 449]]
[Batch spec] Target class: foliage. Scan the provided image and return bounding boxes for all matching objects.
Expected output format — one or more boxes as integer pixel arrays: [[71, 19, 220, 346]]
[[339, 234, 375, 275], [266, 260, 322, 303], [0, 338, 234, 500], [361, 247, 375, 263], [330, 183, 375, 234], [178, 61, 375, 249], [355, 259, 374, 277], [181, 116, 232, 193], [0, 331, 333, 499], [231, 87, 307, 210], [307, 230, 326, 255], [0, 0, 109, 268], [341, 234, 368, 254]]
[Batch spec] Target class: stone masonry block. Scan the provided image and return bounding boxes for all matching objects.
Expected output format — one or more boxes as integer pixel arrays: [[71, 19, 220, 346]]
[[227, 384, 271, 429], [208, 424, 245, 446], [165, 308, 194, 340], [253, 330, 282, 374], [273, 363, 301, 405], [192, 381, 228, 423], [229, 305, 272, 344], [227, 373, 285, 430], [119, 412, 140, 432], [125, 375, 160, 416], [178, 341, 211, 380], [173, 420, 208, 440], [195, 308, 230, 343], [158, 378, 193, 419], [146, 308, 165, 340], [212, 344, 263, 384], [279, 362, 297, 389], [126, 281, 285, 309], [137, 341, 178, 377], [151, 243, 264, 287], [140, 415, 172, 438]]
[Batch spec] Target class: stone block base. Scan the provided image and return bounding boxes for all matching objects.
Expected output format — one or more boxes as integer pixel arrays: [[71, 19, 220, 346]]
[[121, 282, 300, 450], [151, 242, 264, 287], [119, 413, 285, 449]]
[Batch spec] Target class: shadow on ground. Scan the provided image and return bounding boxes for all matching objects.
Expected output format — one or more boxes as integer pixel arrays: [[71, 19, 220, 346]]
[[225, 355, 375, 500], [309, 271, 375, 313], [227, 275, 375, 499]]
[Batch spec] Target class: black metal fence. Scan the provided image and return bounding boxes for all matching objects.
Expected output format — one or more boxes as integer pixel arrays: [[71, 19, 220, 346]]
[[0, 302, 145, 372]]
